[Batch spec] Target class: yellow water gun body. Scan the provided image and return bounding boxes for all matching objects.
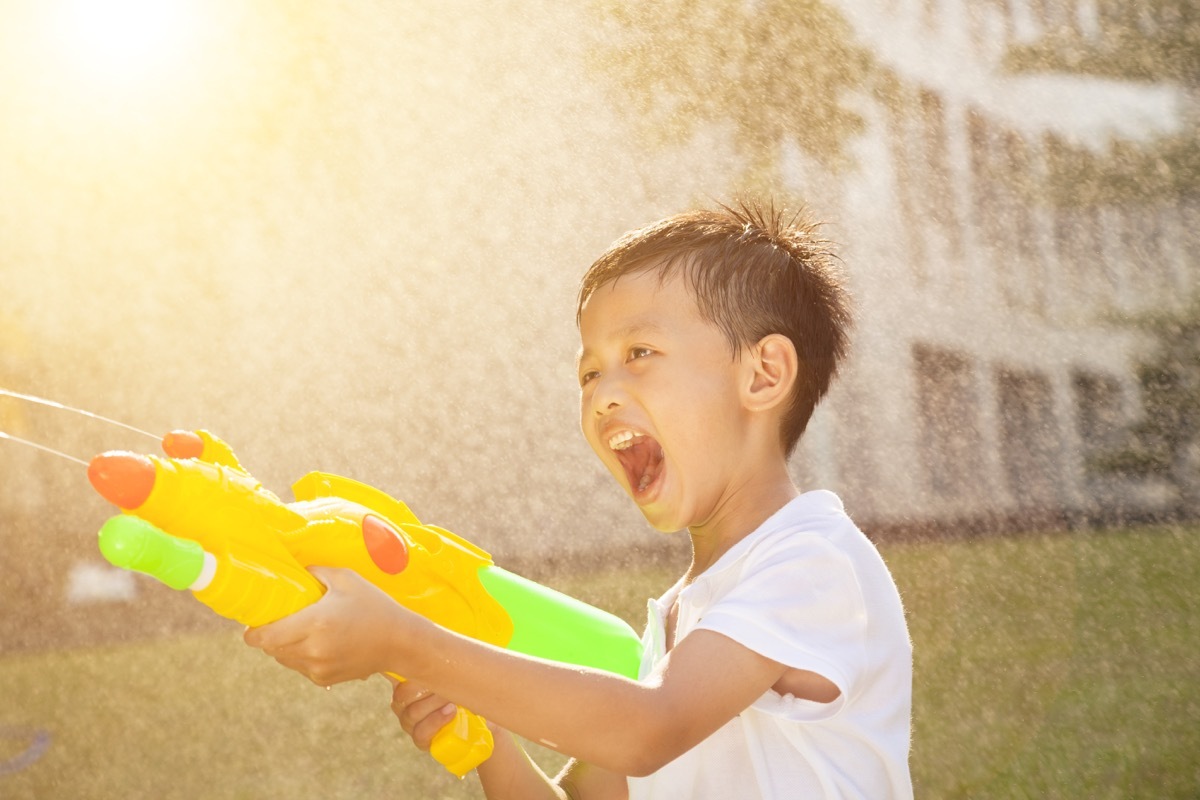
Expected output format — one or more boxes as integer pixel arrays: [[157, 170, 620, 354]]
[[88, 431, 642, 778]]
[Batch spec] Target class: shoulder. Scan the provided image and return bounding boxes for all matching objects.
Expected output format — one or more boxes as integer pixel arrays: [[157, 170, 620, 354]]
[[691, 493, 869, 619], [688, 492, 879, 647], [727, 491, 865, 576], [685, 497, 873, 695]]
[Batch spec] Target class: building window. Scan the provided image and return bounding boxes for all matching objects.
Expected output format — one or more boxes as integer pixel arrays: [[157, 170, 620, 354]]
[[884, 88, 966, 282], [1073, 371, 1126, 478], [997, 368, 1062, 510], [918, 89, 963, 259], [967, 108, 999, 249], [1028, 0, 1053, 30], [1124, 203, 1170, 296], [1028, 0, 1079, 33], [1045, 133, 1102, 302], [914, 345, 983, 501], [885, 88, 927, 281], [1053, 204, 1105, 304], [999, 131, 1044, 311]]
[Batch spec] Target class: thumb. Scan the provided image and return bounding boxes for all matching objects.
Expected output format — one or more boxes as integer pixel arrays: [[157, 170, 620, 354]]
[[307, 565, 347, 589]]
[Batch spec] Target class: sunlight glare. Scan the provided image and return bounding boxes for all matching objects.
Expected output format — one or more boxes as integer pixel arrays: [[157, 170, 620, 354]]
[[53, 0, 199, 92]]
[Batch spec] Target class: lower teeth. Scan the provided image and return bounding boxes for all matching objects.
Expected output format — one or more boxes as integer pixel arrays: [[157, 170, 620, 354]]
[[638, 474, 651, 491]]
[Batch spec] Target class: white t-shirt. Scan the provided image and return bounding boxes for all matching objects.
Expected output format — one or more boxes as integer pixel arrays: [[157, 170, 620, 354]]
[[627, 491, 913, 799]]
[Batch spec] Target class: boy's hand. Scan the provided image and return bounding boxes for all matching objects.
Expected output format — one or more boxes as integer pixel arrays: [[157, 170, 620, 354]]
[[390, 679, 460, 752], [243, 566, 408, 686]]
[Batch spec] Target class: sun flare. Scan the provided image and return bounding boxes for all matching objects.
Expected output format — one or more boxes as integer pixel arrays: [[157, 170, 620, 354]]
[[51, 0, 200, 94]]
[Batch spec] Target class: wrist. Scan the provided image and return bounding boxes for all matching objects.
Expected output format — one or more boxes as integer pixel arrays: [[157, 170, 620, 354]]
[[381, 602, 436, 679]]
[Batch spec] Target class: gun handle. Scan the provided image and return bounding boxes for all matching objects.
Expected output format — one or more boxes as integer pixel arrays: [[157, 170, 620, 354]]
[[430, 705, 494, 778], [389, 674, 493, 777]]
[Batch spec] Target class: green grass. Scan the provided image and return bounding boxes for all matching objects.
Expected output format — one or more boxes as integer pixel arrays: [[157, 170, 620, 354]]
[[0, 525, 1197, 798], [896, 524, 1200, 799]]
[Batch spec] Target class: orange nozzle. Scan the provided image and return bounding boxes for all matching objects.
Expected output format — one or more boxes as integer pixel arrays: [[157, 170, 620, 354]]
[[162, 430, 205, 459], [88, 452, 157, 510], [362, 515, 409, 575]]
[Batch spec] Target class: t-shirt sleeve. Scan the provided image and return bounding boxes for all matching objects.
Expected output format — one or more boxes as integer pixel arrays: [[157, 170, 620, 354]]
[[692, 533, 867, 719]]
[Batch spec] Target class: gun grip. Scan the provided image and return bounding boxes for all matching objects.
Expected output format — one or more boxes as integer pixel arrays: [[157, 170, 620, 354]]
[[389, 674, 493, 777], [429, 705, 494, 778]]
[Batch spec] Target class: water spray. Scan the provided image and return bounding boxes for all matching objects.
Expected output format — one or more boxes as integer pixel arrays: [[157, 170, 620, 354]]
[[0, 387, 160, 466], [0, 430, 89, 467]]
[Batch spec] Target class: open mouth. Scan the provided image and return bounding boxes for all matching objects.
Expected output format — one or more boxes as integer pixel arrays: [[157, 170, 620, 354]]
[[609, 431, 665, 495]]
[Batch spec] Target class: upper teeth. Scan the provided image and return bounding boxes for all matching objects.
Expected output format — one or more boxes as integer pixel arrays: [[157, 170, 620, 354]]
[[609, 431, 638, 450]]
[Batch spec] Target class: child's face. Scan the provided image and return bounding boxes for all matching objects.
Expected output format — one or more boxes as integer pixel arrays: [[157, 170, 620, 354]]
[[577, 268, 750, 532]]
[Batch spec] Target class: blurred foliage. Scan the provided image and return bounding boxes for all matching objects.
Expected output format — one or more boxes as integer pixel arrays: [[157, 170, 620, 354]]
[[1004, 0, 1200, 207], [1092, 299, 1200, 508], [589, 0, 874, 189], [1005, 0, 1200, 84], [1041, 132, 1200, 206]]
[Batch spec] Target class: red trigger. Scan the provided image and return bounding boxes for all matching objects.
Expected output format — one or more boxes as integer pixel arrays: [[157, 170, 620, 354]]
[[362, 515, 409, 575]]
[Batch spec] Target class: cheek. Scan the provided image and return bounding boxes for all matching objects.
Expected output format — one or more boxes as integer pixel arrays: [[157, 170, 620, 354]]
[[579, 410, 604, 457], [662, 391, 741, 459], [578, 392, 590, 433]]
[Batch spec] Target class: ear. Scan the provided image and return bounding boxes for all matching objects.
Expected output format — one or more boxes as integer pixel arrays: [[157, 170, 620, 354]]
[[742, 334, 799, 414]]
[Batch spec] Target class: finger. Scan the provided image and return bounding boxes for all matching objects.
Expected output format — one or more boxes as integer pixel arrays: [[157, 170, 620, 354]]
[[391, 680, 430, 708], [391, 687, 450, 732], [242, 599, 324, 650], [245, 629, 324, 682], [406, 702, 460, 751], [241, 618, 307, 652], [391, 684, 442, 724], [275, 650, 346, 688]]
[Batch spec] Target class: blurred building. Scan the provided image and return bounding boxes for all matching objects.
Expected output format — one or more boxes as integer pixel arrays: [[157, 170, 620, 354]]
[[791, 0, 1198, 530]]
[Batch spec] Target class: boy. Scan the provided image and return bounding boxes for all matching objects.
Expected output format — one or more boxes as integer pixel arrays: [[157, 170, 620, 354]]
[[245, 200, 913, 798]]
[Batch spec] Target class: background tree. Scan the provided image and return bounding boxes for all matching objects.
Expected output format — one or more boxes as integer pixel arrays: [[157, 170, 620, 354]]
[[1005, 0, 1199, 205], [1006, 1, 1200, 513], [1093, 303, 1200, 512], [590, 0, 874, 193]]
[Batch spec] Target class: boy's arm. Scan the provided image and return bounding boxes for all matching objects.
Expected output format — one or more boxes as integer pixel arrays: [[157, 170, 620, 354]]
[[246, 567, 798, 778], [393, 681, 627, 800], [407, 620, 782, 776]]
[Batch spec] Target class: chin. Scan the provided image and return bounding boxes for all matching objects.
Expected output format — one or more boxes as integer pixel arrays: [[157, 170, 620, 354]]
[[644, 517, 686, 534], [636, 502, 690, 534]]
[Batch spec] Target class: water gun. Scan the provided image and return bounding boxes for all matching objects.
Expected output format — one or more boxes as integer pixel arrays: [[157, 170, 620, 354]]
[[86, 430, 642, 778]]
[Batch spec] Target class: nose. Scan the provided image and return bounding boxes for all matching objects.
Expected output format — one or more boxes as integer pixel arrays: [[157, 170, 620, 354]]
[[588, 372, 625, 417]]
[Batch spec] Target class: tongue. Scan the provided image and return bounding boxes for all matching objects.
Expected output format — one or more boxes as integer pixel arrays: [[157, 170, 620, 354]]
[[622, 438, 664, 492]]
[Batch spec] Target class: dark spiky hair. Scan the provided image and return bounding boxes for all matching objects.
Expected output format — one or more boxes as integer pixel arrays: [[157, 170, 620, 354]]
[[577, 199, 853, 456]]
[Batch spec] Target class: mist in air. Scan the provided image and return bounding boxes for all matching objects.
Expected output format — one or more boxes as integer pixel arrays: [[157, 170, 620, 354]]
[[0, 0, 1196, 796]]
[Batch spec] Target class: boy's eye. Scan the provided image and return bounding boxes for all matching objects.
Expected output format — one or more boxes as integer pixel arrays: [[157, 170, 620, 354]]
[[627, 347, 653, 361], [579, 370, 599, 387]]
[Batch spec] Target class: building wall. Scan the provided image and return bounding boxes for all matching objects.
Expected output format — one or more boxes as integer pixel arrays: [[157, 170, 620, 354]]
[[794, 0, 1195, 528]]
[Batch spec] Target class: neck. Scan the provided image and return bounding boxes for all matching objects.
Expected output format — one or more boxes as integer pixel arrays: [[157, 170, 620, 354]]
[[683, 462, 799, 583]]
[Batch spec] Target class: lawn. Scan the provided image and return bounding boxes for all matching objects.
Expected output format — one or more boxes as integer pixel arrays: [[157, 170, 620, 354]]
[[0, 525, 1196, 798]]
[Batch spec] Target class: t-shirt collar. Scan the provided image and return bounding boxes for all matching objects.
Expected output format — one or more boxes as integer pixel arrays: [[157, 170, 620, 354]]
[[688, 490, 844, 585], [650, 490, 844, 619]]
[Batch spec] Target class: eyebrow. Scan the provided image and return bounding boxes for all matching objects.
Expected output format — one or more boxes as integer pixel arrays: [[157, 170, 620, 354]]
[[576, 320, 665, 367]]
